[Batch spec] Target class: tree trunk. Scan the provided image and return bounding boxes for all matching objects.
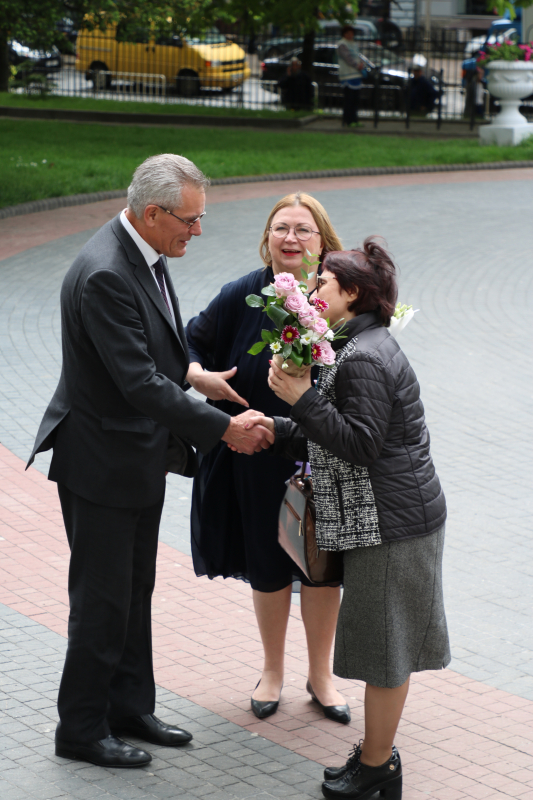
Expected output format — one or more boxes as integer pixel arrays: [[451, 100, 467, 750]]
[[301, 29, 315, 78], [0, 35, 9, 93]]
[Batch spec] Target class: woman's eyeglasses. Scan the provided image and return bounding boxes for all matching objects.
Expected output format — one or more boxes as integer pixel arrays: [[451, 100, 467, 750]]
[[269, 223, 319, 242]]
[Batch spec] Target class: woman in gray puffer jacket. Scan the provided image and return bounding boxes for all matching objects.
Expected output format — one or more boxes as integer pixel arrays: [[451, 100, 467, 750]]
[[266, 239, 450, 800]]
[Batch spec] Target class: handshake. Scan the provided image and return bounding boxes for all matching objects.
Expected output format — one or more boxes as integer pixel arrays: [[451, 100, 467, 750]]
[[221, 410, 275, 455]]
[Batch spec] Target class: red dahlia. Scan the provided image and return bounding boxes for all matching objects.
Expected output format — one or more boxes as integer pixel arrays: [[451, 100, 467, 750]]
[[281, 325, 300, 344], [311, 298, 329, 312]]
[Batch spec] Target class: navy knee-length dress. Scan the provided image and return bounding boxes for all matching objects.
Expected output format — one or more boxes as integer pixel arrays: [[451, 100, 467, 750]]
[[186, 266, 338, 593]]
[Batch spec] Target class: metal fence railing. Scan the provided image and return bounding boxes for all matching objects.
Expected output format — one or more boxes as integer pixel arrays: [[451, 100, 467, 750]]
[[10, 24, 533, 125]]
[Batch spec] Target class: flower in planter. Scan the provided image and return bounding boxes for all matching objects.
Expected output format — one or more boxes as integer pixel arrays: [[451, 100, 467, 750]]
[[477, 41, 533, 67]]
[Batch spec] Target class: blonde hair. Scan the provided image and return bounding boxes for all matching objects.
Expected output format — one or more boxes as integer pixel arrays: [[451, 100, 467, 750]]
[[259, 192, 342, 268]]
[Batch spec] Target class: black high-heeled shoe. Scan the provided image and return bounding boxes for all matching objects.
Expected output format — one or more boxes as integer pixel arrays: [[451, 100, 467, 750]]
[[324, 741, 363, 780], [250, 680, 282, 720], [306, 680, 351, 725], [324, 743, 399, 781], [322, 747, 402, 799]]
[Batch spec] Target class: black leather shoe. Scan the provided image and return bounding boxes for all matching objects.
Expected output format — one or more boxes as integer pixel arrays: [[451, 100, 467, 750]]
[[322, 747, 402, 799], [306, 680, 351, 725], [109, 714, 192, 746], [324, 744, 399, 781], [324, 741, 363, 780], [55, 733, 151, 768], [251, 680, 282, 720]]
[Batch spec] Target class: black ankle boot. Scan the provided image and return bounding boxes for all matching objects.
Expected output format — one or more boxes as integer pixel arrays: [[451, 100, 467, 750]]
[[323, 741, 362, 780], [324, 743, 399, 782], [322, 748, 402, 799]]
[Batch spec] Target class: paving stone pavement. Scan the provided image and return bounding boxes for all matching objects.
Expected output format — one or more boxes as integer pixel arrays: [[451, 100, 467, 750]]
[[1, 172, 533, 799], [0, 601, 323, 800]]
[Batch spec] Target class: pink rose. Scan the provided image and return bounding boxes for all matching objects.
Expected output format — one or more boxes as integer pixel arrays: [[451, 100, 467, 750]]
[[273, 272, 300, 298], [313, 317, 328, 336], [298, 308, 317, 328], [319, 341, 336, 366], [284, 292, 308, 314]]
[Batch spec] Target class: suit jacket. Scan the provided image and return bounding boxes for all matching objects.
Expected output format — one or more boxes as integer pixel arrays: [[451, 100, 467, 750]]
[[27, 214, 230, 508]]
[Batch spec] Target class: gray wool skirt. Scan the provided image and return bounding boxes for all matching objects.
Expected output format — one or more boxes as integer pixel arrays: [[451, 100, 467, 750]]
[[333, 526, 451, 689]]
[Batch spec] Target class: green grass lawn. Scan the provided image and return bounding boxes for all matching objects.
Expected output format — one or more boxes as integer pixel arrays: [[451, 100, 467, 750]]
[[0, 91, 308, 119], [2, 117, 533, 209]]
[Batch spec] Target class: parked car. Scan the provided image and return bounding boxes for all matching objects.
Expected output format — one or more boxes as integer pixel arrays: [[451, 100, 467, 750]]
[[8, 41, 62, 74], [261, 42, 443, 111], [256, 19, 380, 60], [76, 24, 250, 96]]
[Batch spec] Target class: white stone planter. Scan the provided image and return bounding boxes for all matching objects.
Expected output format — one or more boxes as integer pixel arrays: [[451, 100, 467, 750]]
[[479, 60, 533, 146]]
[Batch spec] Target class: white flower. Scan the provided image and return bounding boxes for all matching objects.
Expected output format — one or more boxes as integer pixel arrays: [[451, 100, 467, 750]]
[[270, 341, 282, 353], [300, 331, 314, 345], [282, 362, 289, 370], [324, 329, 335, 341], [311, 331, 322, 343], [388, 307, 417, 338]]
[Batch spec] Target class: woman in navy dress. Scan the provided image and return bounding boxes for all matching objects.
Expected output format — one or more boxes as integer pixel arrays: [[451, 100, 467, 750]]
[[186, 193, 350, 721]]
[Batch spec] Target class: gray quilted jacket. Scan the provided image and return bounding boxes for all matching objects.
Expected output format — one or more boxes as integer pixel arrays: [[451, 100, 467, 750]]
[[272, 311, 446, 546]]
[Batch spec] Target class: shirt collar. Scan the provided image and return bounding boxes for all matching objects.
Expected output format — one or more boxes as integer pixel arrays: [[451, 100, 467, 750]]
[[120, 209, 160, 268]]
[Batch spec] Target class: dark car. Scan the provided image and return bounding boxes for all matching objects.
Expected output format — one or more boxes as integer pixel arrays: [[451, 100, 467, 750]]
[[9, 41, 62, 74], [261, 43, 443, 112], [256, 19, 380, 61]]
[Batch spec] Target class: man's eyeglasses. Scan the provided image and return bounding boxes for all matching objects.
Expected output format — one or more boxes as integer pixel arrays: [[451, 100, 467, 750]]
[[157, 205, 206, 229], [269, 223, 319, 242]]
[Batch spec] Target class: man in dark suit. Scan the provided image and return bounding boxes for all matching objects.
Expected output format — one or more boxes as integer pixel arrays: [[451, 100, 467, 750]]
[[27, 153, 272, 768]]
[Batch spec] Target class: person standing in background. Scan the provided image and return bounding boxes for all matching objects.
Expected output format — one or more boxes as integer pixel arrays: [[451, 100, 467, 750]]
[[337, 25, 366, 127]]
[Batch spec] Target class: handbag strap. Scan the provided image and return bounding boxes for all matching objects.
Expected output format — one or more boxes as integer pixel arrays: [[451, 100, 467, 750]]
[[297, 461, 307, 481]]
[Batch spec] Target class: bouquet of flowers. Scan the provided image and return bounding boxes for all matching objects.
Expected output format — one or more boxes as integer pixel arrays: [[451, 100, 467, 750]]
[[245, 255, 346, 375], [388, 302, 417, 338]]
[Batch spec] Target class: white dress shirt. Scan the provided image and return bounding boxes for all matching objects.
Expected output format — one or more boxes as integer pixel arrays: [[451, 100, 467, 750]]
[[120, 209, 176, 326]]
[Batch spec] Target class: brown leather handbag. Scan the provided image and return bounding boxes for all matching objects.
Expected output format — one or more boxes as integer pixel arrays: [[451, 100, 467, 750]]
[[278, 464, 343, 585]]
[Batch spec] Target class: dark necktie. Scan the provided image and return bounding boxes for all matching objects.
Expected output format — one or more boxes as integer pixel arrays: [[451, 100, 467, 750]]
[[153, 257, 172, 316]]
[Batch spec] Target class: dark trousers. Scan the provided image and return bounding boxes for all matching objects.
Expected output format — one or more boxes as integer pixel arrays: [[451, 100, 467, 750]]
[[57, 483, 165, 742], [343, 85, 360, 125]]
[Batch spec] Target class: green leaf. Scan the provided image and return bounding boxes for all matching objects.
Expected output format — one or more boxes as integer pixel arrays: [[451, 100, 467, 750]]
[[281, 342, 292, 359], [289, 351, 304, 367], [246, 294, 265, 308], [266, 295, 276, 306], [292, 338, 303, 353], [300, 268, 308, 281], [302, 344, 312, 364], [266, 303, 291, 331], [307, 272, 315, 280], [261, 329, 274, 343], [261, 284, 277, 296], [247, 340, 268, 355]]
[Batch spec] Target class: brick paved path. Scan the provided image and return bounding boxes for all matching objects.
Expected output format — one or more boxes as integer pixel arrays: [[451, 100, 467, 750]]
[[1, 171, 532, 800]]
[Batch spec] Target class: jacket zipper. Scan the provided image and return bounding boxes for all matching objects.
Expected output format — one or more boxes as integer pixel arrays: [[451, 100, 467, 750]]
[[334, 472, 346, 526]]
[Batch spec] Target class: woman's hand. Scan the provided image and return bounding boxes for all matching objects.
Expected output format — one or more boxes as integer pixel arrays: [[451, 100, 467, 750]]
[[186, 362, 249, 407], [268, 361, 312, 406]]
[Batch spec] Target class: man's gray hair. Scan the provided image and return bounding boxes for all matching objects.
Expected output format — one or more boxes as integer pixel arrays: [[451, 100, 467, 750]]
[[127, 153, 209, 218]]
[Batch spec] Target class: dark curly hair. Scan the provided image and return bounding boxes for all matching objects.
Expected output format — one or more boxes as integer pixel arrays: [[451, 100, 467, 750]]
[[322, 237, 398, 326]]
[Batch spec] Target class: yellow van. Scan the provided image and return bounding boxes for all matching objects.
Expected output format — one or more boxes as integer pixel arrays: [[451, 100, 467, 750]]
[[76, 24, 250, 96]]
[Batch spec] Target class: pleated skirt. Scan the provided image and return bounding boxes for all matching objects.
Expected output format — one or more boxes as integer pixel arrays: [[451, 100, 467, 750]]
[[333, 526, 451, 688]]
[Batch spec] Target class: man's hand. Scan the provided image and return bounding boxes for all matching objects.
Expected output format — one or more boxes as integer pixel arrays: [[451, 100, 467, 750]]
[[221, 409, 274, 455], [187, 362, 249, 407]]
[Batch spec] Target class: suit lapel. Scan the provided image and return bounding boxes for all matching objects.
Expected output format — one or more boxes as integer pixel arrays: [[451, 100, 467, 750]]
[[111, 216, 185, 351]]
